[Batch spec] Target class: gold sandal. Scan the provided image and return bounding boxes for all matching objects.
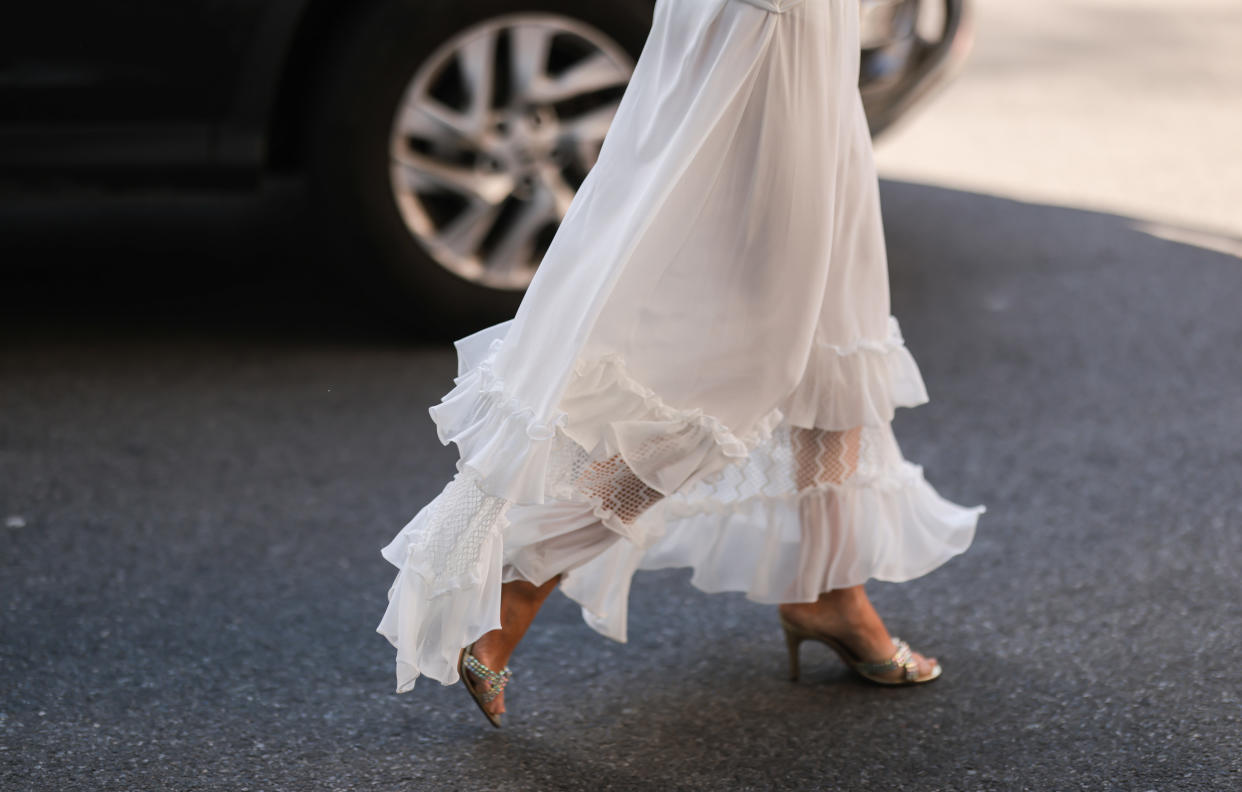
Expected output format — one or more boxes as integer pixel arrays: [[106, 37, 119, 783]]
[[780, 616, 942, 685], [458, 643, 513, 728]]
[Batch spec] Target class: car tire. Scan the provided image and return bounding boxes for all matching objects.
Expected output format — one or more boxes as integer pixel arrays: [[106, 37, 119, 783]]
[[307, 0, 653, 337]]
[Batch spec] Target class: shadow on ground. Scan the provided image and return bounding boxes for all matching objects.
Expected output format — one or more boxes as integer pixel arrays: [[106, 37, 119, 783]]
[[0, 182, 400, 346]]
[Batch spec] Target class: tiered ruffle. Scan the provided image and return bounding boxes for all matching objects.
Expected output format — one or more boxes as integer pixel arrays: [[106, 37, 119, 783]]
[[429, 320, 787, 507], [426, 324, 562, 506], [377, 478, 507, 690], [781, 316, 929, 429], [650, 434, 982, 608]]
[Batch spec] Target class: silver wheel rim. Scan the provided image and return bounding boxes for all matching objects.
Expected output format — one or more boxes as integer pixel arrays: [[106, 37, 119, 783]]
[[389, 14, 634, 291]]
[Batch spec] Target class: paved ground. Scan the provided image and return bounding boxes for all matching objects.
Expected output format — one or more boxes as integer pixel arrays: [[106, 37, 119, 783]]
[[876, 0, 1242, 242], [2, 170, 1240, 790]]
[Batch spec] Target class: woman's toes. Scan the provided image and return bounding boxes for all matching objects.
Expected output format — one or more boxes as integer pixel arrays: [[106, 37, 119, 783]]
[[487, 692, 505, 715]]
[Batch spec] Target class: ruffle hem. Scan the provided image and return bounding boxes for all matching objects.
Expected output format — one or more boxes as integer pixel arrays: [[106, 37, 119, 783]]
[[377, 320, 983, 692]]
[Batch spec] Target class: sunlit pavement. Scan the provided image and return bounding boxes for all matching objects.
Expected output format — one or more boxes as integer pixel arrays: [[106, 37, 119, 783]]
[[3, 3, 1241, 788], [877, 0, 1242, 245]]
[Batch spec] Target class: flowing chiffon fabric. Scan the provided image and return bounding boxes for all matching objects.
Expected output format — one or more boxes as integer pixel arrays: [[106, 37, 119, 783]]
[[378, 0, 984, 692]]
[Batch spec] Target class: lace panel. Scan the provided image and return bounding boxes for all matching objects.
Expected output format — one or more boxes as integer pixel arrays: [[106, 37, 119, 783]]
[[574, 453, 666, 525], [791, 427, 862, 489], [544, 435, 666, 526], [668, 424, 894, 514], [410, 475, 510, 580]]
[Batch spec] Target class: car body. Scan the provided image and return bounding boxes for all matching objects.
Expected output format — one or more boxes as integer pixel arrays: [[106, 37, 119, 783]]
[[1, 0, 972, 327]]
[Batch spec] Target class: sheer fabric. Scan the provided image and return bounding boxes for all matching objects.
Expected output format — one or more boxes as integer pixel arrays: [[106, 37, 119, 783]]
[[377, 0, 984, 693]]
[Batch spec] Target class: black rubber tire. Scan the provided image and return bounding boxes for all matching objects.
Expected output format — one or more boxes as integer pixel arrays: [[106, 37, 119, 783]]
[[307, 0, 654, 338]]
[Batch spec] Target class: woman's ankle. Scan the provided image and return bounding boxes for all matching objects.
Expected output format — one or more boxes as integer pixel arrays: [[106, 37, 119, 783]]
[[471, 629, 513, 670], [780, 587, 878, 632], [470, 574, 563, 671]]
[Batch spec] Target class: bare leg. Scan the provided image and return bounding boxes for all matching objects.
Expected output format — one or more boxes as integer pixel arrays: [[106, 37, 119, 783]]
[[467, 454, 667, 716], [784, 428, 937, 681], [467, 575, 562, 716], [779, 586, 939, 681]]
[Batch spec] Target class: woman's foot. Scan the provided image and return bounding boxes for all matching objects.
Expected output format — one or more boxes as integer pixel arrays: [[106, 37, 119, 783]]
[[463, 575, 561, 718], [778, 585, 939, 683], [465, 633, 512, 718]]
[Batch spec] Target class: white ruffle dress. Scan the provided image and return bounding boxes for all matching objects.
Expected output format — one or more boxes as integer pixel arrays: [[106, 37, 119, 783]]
[[377, 0, 984, 693]]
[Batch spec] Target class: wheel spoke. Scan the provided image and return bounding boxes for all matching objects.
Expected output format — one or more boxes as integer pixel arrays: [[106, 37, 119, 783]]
[[534, 52, 629, 103], [458, 30, 498, 130], [542, 167, 578, 218], [433, 199, 503, 260], [509, 23, 555, 99], [393, 149, 513, 205], [396, 98, 478, 143], [559, 100, 621, 146], [485, 191, 554, 277]]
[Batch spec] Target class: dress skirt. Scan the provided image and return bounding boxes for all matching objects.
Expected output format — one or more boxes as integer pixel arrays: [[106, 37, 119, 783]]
[[377, 0, 985, 692]]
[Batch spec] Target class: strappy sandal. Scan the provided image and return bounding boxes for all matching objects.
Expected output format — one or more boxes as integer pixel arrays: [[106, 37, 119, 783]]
[[458, 642, 513, 728], [780, 616, 942, 685]]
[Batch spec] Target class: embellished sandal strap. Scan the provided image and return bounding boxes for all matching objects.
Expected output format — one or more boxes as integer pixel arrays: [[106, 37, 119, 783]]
[[462, 651, 513, 703], [855, 637, 919, 681]]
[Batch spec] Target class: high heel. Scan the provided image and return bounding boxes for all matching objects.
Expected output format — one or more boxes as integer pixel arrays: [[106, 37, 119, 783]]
[[784, 624, 804, 681], [780, 616, 941, 685]]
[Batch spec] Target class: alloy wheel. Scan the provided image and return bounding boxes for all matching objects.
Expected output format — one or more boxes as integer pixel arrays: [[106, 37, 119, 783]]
[[389, 14, 635, 291]]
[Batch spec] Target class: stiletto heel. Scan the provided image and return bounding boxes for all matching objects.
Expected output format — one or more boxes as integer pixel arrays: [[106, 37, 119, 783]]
[[778, 616, 941, 686], [783, 624, 803, 681]]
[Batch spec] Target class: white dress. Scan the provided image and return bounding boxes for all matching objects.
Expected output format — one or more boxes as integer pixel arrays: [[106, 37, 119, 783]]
[[377, 0, 985, 692]]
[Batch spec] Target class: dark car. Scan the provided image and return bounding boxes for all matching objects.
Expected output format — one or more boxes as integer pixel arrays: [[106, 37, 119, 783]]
[[1, 0, 971, 326]]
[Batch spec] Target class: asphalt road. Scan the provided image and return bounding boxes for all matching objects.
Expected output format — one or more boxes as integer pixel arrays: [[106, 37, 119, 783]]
[[2, 178, 1241, 791]]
